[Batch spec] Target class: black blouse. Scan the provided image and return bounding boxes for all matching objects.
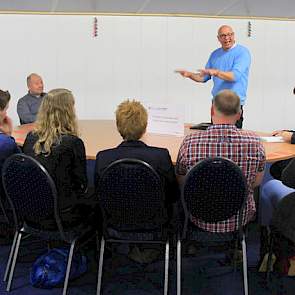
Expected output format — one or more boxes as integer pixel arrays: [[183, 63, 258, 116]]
[[23, 132, 87, 210]]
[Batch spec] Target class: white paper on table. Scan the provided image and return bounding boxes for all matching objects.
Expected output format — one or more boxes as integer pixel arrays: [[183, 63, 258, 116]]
[[260, 136, 284, 143], [144, 102, 184, 136]]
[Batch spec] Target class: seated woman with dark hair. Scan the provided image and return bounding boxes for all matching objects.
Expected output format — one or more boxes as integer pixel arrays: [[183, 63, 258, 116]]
[[23, 88, 95, 228], [0, 90, 20, 239], [0, 90, 20, 170]]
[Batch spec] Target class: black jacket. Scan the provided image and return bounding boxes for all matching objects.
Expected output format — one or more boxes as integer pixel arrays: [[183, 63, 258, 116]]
[[23, 132, 87, 210], [94, 140, 179, 206]]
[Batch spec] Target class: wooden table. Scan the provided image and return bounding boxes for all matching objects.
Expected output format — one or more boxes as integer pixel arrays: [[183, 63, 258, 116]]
[[12, 120, 295, 163]]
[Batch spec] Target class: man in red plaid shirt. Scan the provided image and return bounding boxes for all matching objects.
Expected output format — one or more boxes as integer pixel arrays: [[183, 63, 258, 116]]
[[176, 90, 265, 232]]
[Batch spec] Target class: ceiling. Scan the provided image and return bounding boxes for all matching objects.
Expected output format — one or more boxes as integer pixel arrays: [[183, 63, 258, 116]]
[[0, 0, 294, 20]]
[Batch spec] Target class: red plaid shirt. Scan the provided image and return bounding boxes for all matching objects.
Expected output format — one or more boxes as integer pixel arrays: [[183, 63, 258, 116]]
[[176, 124, 265, 232]]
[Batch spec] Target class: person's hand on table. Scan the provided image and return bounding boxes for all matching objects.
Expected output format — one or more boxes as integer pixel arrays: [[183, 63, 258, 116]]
[[272, 130, 293, 143]]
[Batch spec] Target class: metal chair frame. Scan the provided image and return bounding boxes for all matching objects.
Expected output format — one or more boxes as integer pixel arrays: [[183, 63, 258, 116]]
[[95, 158, 170, 295], [176, 157, 249, 295], [2, 153, 94, 295]]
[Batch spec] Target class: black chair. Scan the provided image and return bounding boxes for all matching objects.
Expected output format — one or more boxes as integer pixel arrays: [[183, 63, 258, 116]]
[[0, 185, 29, 286], [177, 157, 249, 295], [95, 158, 170, 295], [0, 190, 9, 225], [266, 192, 295, 281], [0, 185, 15, 243], [1, 154, 95, 295]]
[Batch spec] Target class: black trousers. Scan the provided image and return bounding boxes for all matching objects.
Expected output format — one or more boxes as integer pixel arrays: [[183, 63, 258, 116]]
[[235, 105, 244, 129], [270, 159, 292, 180]]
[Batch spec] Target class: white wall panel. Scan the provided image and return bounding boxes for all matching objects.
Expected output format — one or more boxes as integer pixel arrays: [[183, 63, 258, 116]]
[[1, 14, 295, 133]]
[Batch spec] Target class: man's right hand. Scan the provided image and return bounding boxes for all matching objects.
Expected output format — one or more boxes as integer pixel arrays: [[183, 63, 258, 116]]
[[175, 70, 193, 78], [175, 70, 205, 82]]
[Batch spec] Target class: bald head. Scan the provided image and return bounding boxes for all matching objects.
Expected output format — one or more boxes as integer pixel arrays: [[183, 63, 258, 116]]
[[27, 73, 44, 95], [218, 25, 233, 36], [217, 25, 235, 50]]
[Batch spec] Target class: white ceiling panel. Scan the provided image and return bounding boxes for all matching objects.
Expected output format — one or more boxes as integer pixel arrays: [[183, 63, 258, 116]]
[[0, 0, 294, 19]]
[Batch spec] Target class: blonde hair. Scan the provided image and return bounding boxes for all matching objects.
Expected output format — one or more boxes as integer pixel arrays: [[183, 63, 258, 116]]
[[116, 99, 147, 141], [33, 88, 78, 155]]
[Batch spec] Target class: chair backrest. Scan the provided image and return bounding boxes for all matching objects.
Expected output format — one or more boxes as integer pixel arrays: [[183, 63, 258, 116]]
[[0, 190, 10, 224], [182, 157, 248, 225], [1, 154, 63, 232], [97, 158, 167, 232]]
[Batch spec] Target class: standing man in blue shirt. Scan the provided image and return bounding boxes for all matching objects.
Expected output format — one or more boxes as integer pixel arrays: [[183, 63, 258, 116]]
[[177, 25, 251, 128], [17, 73, 46, 124]]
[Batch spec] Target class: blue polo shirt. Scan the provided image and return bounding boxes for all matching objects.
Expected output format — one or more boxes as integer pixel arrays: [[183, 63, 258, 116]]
[[204, 44, 251, 105]]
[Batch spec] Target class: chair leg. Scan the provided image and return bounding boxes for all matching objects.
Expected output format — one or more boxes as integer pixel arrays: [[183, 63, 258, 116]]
[[95, 231, 100, 253], [96, 236, 105, 295], [177, 239, 181, 295], [164, 240, 169, 295], [241, 234, 249, 295], [6, 231, 23, 291], [233, 238, 239, 272], [62, 238, 77, 295], [3, 231, 18, 282], [266, 233, 274, 283]]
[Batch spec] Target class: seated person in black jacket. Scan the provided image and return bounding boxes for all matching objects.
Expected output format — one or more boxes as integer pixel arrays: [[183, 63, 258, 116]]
[[23, 88, 95, 228], [94, 99, 179, 219], [269, 88, 295, 179], [270, 130, 295, 180]]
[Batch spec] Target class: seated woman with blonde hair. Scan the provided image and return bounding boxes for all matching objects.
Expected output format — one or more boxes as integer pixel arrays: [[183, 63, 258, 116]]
[[95, 99, 179, 214], [23, 88, 94, 228]]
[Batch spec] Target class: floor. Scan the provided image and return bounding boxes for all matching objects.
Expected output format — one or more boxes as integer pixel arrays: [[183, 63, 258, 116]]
[[0, 222, 295, 295], [1, 164, 294, 294]]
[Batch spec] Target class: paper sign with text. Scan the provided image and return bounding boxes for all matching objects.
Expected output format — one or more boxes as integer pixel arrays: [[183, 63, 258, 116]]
[[145, 103, 184, 136]]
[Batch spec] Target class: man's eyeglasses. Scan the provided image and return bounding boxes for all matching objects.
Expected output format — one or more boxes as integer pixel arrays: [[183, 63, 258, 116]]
[[218, 32, 234, 39]]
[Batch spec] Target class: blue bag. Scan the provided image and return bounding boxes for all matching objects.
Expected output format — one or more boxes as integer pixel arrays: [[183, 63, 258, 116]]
[[30, 247, 87, 289]]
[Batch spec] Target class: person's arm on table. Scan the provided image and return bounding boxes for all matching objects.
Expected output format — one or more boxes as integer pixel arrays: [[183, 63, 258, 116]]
[[272, 130, 294, 143]]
